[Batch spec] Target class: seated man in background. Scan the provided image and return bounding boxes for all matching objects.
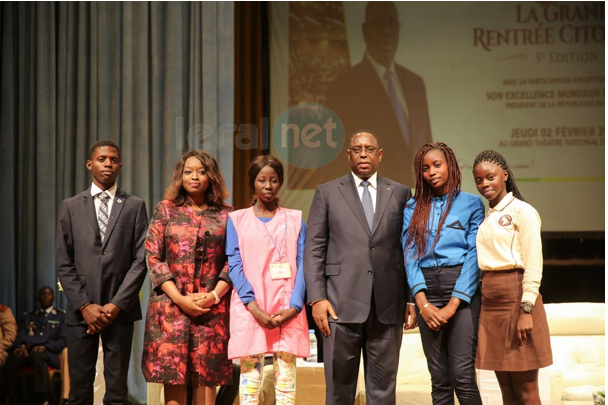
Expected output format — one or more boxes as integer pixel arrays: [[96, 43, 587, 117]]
[[2, 286, 67, 405]]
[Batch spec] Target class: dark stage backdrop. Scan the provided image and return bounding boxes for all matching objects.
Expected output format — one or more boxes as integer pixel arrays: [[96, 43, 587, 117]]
[[0, 2, 234, 402]]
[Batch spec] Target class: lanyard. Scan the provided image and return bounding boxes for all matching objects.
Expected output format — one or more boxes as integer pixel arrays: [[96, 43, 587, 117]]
[[254, 204, 288, 261]]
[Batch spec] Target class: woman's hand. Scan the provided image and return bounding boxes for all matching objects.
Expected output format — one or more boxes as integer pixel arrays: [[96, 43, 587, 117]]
[[160, 281, 210, 316], [437, 306, 456, 324], [247, 301, 279, 329], [177, 294, 210, 317], [437, 297, 461, 325], [420, 304, 447, 331], [517, 312, 534, 345], [415, 292, 447, 332], [195, 294, 216, 309], [271, 308, 298, 326]]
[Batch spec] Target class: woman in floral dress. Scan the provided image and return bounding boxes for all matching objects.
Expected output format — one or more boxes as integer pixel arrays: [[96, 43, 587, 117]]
[[142, 150, 233, 405]]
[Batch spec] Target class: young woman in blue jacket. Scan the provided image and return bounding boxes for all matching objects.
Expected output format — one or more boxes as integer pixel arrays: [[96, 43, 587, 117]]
[[402, 143, 485, 405]]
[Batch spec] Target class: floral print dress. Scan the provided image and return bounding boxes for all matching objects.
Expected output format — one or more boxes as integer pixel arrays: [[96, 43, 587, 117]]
[[142, 200, 233, 386]]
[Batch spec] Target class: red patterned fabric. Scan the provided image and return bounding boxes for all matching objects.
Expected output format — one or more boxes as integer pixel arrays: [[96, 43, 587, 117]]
[[142, 200, 233, 386]]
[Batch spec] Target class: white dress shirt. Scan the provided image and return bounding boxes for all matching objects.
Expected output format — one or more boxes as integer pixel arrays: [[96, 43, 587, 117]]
[[91, 182, 117, 218], [351, 172, 378, 212], [476, 192, 543, 304]]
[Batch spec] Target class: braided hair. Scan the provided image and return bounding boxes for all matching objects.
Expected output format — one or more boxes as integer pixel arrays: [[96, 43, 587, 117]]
[[472, 150, 525, 201], [405, 143, 461, 260]]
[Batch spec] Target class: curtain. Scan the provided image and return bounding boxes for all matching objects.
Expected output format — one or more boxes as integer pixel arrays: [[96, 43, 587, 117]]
[[233, 2, 267, 210], [0, 2, 234, 402]]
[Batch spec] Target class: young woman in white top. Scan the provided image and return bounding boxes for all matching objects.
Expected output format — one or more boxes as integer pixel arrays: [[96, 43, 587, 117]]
[[472, 150, 552, 405]]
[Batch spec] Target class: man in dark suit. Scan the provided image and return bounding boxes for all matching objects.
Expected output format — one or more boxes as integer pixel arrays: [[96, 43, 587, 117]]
[[56, 140, 148, 405], [305, 130, 417, 405], [2, 286, 67, 405], [322, 1, 432, 188]]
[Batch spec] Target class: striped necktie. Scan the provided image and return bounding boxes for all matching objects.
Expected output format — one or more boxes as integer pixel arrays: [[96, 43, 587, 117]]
[[98, 192, 110, 242]]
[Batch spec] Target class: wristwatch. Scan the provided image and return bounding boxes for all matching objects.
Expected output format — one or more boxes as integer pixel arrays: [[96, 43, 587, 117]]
[[520, 302, 534, 314]]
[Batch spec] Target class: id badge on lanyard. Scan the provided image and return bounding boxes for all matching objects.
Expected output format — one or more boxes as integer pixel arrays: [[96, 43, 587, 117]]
[[255, 206, 292, 280], [270, 262, 292, 279]]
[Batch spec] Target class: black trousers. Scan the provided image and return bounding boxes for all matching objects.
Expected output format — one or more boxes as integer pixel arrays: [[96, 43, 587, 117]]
[[2, 350, 51, 397], [322, 295, 403, 405], [67, 322, 134, 405], [417, 266, 482, 405]]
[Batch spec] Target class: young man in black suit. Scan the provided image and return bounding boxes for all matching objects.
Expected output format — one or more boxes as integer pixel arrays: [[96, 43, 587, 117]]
[[56, 140, 148, 405]]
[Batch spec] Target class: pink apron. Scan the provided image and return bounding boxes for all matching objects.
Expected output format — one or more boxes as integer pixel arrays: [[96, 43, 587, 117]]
[[228, 207, 310, 359]]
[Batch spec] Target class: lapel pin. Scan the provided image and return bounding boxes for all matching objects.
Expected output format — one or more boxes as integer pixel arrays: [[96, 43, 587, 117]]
[[117, 199, 122, 204], [387, 187, 391, 191]]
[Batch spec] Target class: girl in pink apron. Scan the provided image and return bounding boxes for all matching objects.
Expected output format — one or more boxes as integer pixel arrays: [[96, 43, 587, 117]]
[[226, 156, 309, 404]]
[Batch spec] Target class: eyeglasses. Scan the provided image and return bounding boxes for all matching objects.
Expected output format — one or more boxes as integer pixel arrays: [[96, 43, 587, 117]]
[[348, 146, 378, 155]]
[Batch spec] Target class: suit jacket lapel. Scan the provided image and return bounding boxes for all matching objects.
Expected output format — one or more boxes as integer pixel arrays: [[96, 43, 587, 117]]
[[371, 176, 394, 236], [338, 174, 371, 236], [102, 188, 126, 250], [83, 190, 100, 238]]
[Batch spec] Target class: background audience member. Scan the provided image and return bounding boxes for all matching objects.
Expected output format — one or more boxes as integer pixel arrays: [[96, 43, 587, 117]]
[[2, 287, 67, 405]]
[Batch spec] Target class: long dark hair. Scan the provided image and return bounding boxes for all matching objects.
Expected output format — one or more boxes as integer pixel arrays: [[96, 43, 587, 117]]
[[405, 143, 461, 259], [164, 150, 229, 207], [248, 155, 284, 206], [473, 150, 525, 201]]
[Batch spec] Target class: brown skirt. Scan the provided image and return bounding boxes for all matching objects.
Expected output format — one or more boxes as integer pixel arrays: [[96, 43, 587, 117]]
[[475, 269, 553, 371]]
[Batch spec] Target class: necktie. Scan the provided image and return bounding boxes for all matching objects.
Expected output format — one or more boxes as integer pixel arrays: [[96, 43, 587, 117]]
[[361, 180, 374, 230], [98, 192, 109, 242], [383, 70, 411, 148]]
